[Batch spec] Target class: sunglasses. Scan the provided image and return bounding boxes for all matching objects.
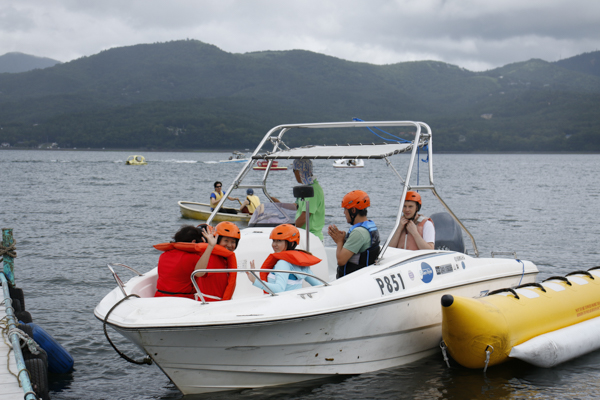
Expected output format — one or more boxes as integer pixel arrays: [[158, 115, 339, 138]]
[[215, 185, 222, 188]]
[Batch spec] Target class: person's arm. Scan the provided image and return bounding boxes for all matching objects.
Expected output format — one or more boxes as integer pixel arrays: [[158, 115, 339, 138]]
[[305, 272, 323, 286], [252, 261, 289, 293], [194, 232, 218, 276], [295, 211, 307, 228], [227, 195, 239, 202], [210, 194, 218, 207], [328, 224, 354, 266], [406, 221, 434, 250]]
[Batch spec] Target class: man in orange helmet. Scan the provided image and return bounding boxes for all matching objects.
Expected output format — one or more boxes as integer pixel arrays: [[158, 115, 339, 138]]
[[390, 191, 435, 250], [328, 190, 380, 278]]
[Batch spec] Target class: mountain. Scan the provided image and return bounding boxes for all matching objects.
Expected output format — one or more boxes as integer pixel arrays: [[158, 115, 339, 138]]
[[0, 41, 598, 151], [0, 52, 62, 73], [554, 51, 600, 78]]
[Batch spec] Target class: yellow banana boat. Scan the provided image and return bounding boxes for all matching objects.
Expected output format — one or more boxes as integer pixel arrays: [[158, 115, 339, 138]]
[[441, 268, 600, 369]]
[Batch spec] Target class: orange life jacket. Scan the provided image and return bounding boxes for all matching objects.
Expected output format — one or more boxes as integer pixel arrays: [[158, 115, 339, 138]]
[[397, 215, 434, 250], [259, 250, 322, 282], [153, 242, 237, 300]]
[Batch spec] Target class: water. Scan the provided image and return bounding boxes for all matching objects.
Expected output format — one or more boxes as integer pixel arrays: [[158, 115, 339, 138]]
[[2, 150, 600, 400]]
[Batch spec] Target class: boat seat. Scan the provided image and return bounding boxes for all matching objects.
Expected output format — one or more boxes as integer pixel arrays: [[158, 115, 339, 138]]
[[431, 212, 466, 253]]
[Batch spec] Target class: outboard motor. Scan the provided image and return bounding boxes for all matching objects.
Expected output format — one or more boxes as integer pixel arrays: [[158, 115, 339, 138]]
[[430, 212, 466, 253]]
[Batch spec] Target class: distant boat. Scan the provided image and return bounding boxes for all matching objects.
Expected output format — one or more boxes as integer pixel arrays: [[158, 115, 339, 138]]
[[125, 155, 147, 165], [333, 158, 364, 168], [178, 201, 251, 222], [205, 151, 250, 164], [253, 160, 288, 171]]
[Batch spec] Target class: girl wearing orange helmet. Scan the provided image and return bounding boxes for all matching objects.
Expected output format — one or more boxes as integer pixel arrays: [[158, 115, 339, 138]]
[[246, 224, 322, 293], [390, 191, 435, 250], [154, 223, 238, 301], [193, 221, 240, 301]]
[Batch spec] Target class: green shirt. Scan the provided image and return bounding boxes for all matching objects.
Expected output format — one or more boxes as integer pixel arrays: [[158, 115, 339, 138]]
[[343, 227, 372, 255], [295, 180, 325, 240]]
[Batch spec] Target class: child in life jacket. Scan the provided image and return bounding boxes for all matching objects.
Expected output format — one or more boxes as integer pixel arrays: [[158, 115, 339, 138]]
[[154, 222, 238, 301], [246, 224, 322, 293]]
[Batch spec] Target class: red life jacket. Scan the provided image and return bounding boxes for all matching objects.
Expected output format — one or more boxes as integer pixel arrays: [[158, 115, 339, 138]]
[[154, 242, 237, 301], [258, 250, 322, 292], [397, 215, 434, 250]]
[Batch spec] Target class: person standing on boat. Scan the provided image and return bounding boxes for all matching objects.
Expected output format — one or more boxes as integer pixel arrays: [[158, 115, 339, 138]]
[[246, 224, 322, 293], [293, 160, 325, 240], [153, 224, 237, 301], [328, 190, 380, 278], [239, 188, 261, 215], [389, 191, 435, 250], [210, 181, 239, 214]]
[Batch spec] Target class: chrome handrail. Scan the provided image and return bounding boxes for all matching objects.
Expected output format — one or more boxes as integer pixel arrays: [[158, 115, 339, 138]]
[[190, 269, 330, 305], [106, 263, 143, 297]]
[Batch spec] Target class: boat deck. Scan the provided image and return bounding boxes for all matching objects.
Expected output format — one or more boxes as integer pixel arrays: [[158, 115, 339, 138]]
[[0, 304, 24, 400]]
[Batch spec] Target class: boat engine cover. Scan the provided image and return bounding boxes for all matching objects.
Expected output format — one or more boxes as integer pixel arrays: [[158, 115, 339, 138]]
[[431, 212, 465, 253]]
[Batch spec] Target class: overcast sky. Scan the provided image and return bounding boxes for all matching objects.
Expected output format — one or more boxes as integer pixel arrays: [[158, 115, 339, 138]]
[[1, 0, 599, 71]]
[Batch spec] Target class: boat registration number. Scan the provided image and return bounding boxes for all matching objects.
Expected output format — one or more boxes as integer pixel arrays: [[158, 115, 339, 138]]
[[374, 273, 405, 296]]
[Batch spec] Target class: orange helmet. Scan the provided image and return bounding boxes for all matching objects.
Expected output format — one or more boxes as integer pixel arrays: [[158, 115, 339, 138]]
[[270, 224, 300, 245], [341, 190, 370, 210], [215, 221, 241, 239], [405, 191, 421, 205]]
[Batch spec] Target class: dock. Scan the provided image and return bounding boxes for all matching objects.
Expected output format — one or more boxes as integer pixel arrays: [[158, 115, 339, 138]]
[[0, 302, 27, 400]]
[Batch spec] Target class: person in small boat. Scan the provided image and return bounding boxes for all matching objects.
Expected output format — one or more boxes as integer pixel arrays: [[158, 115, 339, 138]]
[[239, 188, 261, 215], [154, 223, 238, 301], [246, 224, 322, 293], [328, 190, 380, 279], [210, 181, 239, 214], [389, 191, 435, 250], [293, 159, 325, 241]]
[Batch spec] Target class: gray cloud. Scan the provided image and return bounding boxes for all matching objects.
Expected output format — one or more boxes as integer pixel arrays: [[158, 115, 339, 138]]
[[1, 0, 598, 71]]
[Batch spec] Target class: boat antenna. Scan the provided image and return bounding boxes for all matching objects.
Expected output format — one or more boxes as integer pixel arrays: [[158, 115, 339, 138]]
[[293, 185, 314, 253]]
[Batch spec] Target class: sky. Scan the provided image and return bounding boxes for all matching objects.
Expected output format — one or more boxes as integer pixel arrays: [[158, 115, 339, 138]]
[[1, 0, 599, 72]]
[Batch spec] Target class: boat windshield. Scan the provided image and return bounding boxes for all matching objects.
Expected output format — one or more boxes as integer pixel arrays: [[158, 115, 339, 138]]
[[248, 203, 296, 227]]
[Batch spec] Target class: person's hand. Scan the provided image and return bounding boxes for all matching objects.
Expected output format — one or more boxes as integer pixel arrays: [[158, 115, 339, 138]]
[[328, 224, 345, 244], [406, 220, 418, 236], [246, 260, 256, 283], [202, 230, 218, 247], [400, 215, 409, 228]]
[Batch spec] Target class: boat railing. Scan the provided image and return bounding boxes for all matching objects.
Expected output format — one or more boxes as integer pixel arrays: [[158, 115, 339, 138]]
[[107, 263, 143, 297], [190, 269, 330, 304]]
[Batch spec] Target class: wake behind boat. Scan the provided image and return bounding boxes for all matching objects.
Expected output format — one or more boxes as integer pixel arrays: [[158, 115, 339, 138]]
[[95, 120, 538, 395]]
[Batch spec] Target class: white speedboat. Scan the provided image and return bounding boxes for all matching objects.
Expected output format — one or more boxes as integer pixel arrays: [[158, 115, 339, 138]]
[[95, 120, 538, 395], [205, 151, 250, 164], [333, 158, 364, 168]]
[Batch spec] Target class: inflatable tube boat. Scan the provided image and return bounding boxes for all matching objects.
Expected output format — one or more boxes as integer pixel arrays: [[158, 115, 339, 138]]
[[441, 268, 600, 369]]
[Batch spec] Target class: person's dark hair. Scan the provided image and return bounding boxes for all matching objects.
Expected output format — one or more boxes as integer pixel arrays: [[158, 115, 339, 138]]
[[173, 225, 204, 243], [356, 209, 368, 217], [214, 181, 222, 189], [286, 241, 298, 251]]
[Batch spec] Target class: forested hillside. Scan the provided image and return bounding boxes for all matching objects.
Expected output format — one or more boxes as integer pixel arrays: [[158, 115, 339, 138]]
[[0, 40, 598, 151]]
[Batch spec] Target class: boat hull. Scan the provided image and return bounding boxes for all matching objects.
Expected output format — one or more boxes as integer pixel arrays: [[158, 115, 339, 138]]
[[178, 201, 251, 222]]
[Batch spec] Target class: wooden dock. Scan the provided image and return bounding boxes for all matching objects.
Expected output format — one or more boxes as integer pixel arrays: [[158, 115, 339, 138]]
[[0, 303, 27, 400]]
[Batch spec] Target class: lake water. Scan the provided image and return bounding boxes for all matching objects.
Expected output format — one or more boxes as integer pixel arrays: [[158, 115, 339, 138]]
[[1, 150, 600, 399]]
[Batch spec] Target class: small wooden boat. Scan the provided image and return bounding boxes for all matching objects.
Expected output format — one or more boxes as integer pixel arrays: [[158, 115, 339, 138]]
[[333, 159, 364, 168], [253, 160, 288, 171], [178, 201, 251, 222], [125, 155, 147, 165]]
